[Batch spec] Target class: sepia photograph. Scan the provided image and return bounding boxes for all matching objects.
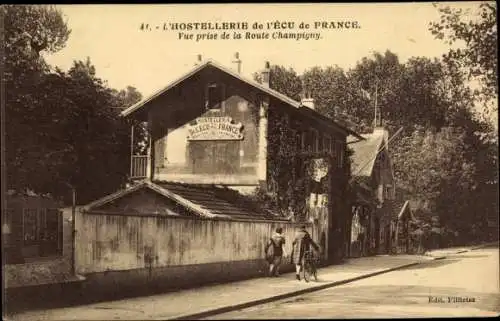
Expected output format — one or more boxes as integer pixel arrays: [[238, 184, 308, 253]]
[[1, 2, 498, 320]]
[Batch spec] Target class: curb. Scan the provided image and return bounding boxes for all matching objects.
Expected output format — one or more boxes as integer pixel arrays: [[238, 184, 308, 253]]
[[424, 242, 498, 258], [470, 241, 499, 251], [169, 260, 428, 320]]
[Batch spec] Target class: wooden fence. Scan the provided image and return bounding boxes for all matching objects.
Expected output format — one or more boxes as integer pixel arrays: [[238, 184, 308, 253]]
[[75, 212, 313, 274]]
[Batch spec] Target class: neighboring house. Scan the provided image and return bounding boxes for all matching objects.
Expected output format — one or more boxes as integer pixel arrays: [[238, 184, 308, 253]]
[[386, 199, 416, 254], [84, 53, 363, 265], [3, 193, 83, 290], [348, 126, 410, 256]]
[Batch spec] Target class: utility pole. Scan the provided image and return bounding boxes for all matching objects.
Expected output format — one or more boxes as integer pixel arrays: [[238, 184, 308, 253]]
[[64, 182, 77, 275], [71, 186, 76, 275], [130, 124, 134, 179], [0, 17, 8, 314], [373, 79, 380, 129]]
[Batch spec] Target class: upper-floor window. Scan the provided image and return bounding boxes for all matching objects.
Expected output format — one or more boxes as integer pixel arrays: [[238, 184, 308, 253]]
[[335, 140, 344, 169], [385, 185, 394, 200], [296, 132, 302, 151], [311, 130, 318, 153], [303, 131, 313, 152], [323, 136, 331, 153], [205, 83, 225, 110]]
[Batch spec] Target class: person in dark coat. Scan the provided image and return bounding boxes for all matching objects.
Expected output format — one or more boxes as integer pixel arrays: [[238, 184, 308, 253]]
[[291, 225, 320, 280], [265, 227, 286, 277]]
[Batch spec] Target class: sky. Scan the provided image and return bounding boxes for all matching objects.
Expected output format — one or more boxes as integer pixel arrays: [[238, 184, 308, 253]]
[[45, 2, 482, 99]]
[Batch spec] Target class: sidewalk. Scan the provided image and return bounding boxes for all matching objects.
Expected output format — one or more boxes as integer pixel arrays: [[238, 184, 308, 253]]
[[8, 254, 434, 321], [424, 241, 499, 257]]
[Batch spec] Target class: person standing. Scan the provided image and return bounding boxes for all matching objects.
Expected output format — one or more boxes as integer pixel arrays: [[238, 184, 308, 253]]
[[291, 225, 320, 281], [265, 227, 286, 277]]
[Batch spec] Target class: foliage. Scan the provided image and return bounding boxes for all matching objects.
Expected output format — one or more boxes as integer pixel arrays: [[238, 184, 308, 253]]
[[263, 48, 498, 241], [253, 65, 302, 101], [266, 107, 307, 219], [429, 3, 498, 114], [3, 6, 143, 205], [302, 66, 373, 133]]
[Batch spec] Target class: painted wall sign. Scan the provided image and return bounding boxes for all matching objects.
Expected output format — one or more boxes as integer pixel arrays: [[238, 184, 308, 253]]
[[187, 116, 244, 141]]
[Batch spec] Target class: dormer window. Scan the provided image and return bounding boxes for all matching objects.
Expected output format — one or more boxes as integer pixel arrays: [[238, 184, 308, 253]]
[[205, 83, 225, 110]]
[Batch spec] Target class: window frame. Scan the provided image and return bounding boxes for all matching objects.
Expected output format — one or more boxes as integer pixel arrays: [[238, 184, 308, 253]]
[[323, 136, 331, 154], [22, 208, 39, 245], [205, 82, 226, 111]]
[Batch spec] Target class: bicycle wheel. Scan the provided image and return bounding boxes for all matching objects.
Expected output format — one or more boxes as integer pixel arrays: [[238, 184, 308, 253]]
[[302, 258, 311, 283]]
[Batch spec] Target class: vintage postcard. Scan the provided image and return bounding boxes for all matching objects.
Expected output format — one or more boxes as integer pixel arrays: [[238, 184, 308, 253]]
[[2, 2, 498, 320]]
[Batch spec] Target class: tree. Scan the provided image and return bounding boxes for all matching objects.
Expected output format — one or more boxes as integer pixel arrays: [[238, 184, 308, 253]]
[[429, 3, 498, 115], [3, 6, 143, 204], [253, 65, 302, 101], [3, 5, 71, 196], [392, 127, 476, 222], [302, 65, 372, 132], [2, 5, 70, 89]]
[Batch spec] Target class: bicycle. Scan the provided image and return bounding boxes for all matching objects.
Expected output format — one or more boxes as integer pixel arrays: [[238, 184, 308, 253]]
[[301, 249, 319, 282]]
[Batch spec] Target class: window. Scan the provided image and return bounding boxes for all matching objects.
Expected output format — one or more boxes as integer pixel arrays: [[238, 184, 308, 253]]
[[324, 136, 331, 153], [303, 131, 312, 152], [339, 142, 344, 168], [205, 83, 225, 110], [189, 141, 240, 175], [22, 208, 62, 247], [296, 133, 302, 151], [23, 208, 39, 244], [385, 185, 395, 200], [335, 141, 344, 169], [318, 133, 323, 152], [311, 130, 318, 152]]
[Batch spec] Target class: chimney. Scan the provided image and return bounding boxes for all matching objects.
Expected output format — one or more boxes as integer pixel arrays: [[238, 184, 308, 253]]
[[301, 91, 315, 110], [261, 61, 270, 88], [232, 52, 242, 74], [194, 54, 202, 67]]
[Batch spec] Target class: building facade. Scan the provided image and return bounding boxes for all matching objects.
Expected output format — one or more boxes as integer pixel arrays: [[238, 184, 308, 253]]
[[101, 54, 363, 263]]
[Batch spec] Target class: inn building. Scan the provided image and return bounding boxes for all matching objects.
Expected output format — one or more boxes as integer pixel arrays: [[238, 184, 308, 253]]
[[77, 52, 365, 288]]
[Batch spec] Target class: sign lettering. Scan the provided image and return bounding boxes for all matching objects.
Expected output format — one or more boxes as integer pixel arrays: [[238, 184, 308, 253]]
[[187, 116, 244, 141]]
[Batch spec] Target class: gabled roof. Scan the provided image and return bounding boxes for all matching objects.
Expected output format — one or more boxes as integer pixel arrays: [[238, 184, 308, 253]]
[[375, 198, 415, 223], [121, 59, 300, 118], [397, 200, 413, 220], [120, 59, 364, 140], [84, 180, 287, 222], [350, 130, 386, 177], [391, 200, 416, 221]]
